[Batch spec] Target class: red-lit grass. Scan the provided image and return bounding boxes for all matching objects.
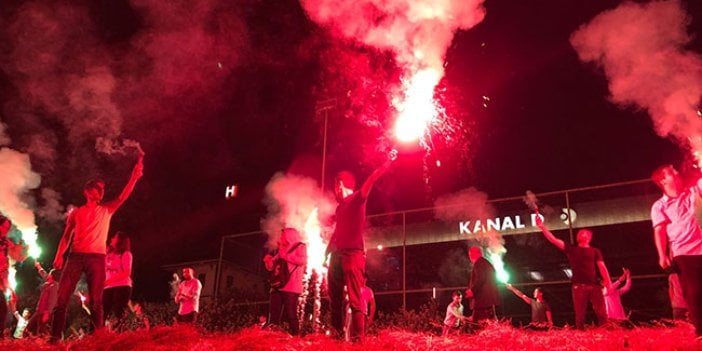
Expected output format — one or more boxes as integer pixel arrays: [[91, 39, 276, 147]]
[[1, 322, 699, 351]]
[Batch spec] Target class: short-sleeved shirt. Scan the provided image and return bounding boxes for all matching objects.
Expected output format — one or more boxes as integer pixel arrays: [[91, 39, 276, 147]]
[[69, 205, 114, 254], [328, 192, 367, 252], [650, 185, 702, 257], [105, 251, 133, 288], [177, 278, 202, 315], [564, 244, 603, 285], [531, 299, 551, 324], [443, 301, 464, 327]]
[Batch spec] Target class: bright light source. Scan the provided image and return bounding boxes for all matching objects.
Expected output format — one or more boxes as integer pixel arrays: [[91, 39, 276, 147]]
[[528, 271, 544, 281], [563, 268, 573, 278], [377, 244, 384, 251]]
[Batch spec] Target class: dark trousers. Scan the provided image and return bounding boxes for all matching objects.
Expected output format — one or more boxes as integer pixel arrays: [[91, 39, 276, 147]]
[[51, 253, 105, 339], [328, 250, 365, 342], [176, 312, 198, 324], [268, 289, 300, 335], [674, 255, 702, 336], [25, 312, 51, 336], [103, 286, 132, 330], [472, 305, 496, 322], [572, 283, 607, 329], [0, 291, 6, 338]]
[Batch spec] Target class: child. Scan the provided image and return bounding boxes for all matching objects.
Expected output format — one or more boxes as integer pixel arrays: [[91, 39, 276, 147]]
[[442, 291, 469, 337]]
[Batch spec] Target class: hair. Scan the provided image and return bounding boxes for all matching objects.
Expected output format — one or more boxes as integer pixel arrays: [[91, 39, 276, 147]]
[[83, 179, 105, 191], [109, 231, 131, 254], [452, 290, 463, 298], [534, 286, 543, 294], [335, 171, 356, 190], [651, 164, 674, 188]]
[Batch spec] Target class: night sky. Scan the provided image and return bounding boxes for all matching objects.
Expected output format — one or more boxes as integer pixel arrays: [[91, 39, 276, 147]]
[[1, 0, 701, 300]]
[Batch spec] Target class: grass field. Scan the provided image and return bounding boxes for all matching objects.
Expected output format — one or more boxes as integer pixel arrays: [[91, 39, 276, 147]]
[[1, 321, 700, 351]]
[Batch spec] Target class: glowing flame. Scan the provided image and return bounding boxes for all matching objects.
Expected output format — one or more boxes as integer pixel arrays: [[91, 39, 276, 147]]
[[486, 251, 509, 284], [78, 291, 87, 303], [393, 68, 441, 143], [303, 207, 327, 275]]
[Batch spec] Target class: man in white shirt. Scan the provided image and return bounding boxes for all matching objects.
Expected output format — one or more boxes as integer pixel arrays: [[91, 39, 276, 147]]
[[50, 155, 143, 342], [651, 165, 702, 338], [175, 267, 202, 323]]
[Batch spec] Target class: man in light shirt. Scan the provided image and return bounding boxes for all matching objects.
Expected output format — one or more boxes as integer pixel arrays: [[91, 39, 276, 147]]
[[651, 165, 702, 339], [50, 154, 144, 342], [175, 267, 202, 323]]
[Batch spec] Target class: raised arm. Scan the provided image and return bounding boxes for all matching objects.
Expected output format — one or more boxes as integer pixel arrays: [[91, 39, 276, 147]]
[[506, 283, 532, 305], [359, 152, 396, 199], [104, 157, 144, 213], [53, 215, 76, 270], [535, 215, 565, 250], [34, 261, 49, 280], [618, 269, 632, 295], [597, 260, 613, 290], [653, 224, 671, 269]]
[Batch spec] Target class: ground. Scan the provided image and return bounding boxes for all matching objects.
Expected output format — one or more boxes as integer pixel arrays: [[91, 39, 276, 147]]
[[1, 322, 700, 351]]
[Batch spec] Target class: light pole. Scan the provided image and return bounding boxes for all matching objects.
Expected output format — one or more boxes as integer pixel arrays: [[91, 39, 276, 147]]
[[315, 98, 336, 191]]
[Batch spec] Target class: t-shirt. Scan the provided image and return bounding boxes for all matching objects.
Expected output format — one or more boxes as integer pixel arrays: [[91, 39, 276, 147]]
[[177, 278, 202, 315], [564, 244, 603, 285], [530, 299, 551, 324], [443, 301, 464, 327], [36, 281, 59, 313], [328, 192, 367, 252], [69, 205, 114, 254], [105, 251, 133, 288], [13, 315, 27, 339], [603, 278, 631, 320], [650, 184, 702, 257]]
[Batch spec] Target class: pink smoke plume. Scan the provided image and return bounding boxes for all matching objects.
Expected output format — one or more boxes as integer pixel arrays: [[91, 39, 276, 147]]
[[434, 187, 509, 281], [571, 0, 702, 156], [301, 0, 486, 149], [261, 173, 335, 249]]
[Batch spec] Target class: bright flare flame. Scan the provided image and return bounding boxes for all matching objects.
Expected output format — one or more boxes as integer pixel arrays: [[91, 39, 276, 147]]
[[487, 251, 510, 284], [22, 227, 41, 258], [303, 208, 326, 276], [393, 68, 441, 143]]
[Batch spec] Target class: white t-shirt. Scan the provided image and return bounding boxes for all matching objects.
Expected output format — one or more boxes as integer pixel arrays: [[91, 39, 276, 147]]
[[69, 205, 114, 254], [177, 278, 202, 315], [651, 183, 702, 257], [443, 301, 464, 327], [105, 251, 133, 288]]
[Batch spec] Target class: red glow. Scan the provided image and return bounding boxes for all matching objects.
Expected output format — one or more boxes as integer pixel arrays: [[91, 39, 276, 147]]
[[393, 69, 441, 143]]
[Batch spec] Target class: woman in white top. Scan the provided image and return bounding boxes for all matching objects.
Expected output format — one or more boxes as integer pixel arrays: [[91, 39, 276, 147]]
[[103, 231, 133, 330]]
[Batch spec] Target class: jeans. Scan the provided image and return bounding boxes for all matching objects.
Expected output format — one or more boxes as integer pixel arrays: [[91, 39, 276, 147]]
[[268, 289, 300, 335], [572, 283, 607, 329], [51, 253, 105, 339], [674, 255, 702, 336], [103, 286, 132, 330], [328, 250, 365, 342], [0, 291, 6, 338]]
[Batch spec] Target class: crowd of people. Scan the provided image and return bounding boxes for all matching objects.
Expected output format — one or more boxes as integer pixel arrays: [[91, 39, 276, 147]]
[[1, 151, 701, 344]]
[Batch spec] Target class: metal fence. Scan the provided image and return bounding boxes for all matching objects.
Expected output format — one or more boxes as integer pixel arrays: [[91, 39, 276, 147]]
[[217, 179, 673, 325]]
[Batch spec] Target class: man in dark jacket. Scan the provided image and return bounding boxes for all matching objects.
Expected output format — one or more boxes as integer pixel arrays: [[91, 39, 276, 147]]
[[465, 246, 499, 322]]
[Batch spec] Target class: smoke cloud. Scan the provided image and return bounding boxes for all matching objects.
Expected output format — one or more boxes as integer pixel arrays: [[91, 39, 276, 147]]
[[300, 0, 485, 76], [261, 173, 335, 249], [571, 0, 702, 153], [434, 187, 508, 280]]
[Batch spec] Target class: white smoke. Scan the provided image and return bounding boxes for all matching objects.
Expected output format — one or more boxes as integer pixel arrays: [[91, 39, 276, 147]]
[[571, 0, 702, 153], [300, 0, 486, 75], [434, 187, 509, 282], [261, 173, 335, 249]]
